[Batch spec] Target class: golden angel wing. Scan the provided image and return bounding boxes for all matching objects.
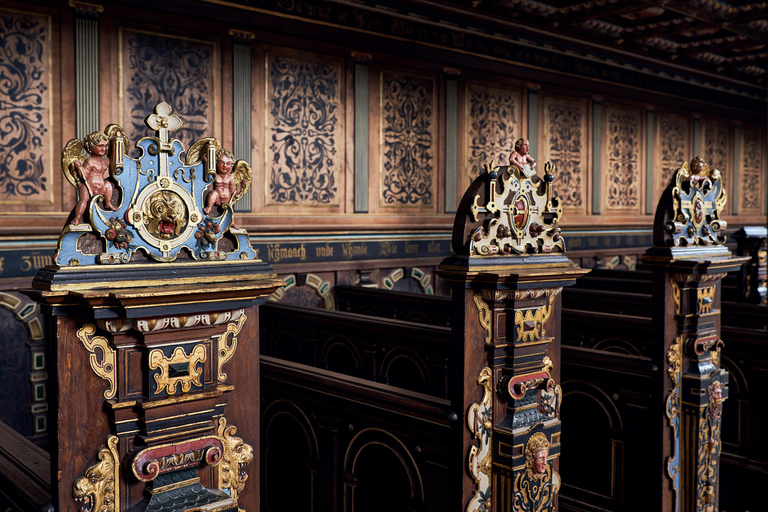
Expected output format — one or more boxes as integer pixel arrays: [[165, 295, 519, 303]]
[[186, 137, 220, 166], [231, 160, 252, 205], [61, 138, 85, 189]]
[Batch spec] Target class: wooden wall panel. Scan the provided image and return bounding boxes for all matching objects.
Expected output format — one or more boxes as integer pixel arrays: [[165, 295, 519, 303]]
[[540, 94, 589, 215], [654, 112, 691, 202], [373, 69, 437, 212], [739, 125, 765, 216], [264, 52, 345, 211], [119, 28, 218, 152], [0, 8, 53, 206], [701, 119, 732, 193], [464, 84, 522, 184], [601, 104, 644, 215]]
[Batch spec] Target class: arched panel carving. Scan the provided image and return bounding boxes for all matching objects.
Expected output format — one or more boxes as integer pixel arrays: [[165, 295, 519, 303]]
[[344, 428, 424, 512], [320, 337, 362, 377], [380, 350, 429, 394], [560, 383, 623, 504], [262, 400, 319, 512]]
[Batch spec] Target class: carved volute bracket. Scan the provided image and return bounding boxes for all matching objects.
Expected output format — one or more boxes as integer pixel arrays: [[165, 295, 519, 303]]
[[76, 323, 117, 399], [473, 293, 492, 344], [73, 436, 119, 512], [218, 313, 246, 382]]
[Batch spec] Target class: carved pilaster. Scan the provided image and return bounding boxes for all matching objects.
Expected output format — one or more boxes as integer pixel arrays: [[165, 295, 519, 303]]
[[642, 154, 747, 512], [439, 149, 588, 512]]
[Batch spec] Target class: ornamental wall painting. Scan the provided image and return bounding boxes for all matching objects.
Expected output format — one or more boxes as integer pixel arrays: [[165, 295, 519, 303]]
[[266, 53, 343, 208], [739, 125, 765, 215], [602, 104, 643, 213], [701, 119, 731, 193], [0, 9, 52, 205], [379, 70, 436, 209], [465, 84, 521, 183], [541, 95, 588, 215], [655, 112, 690, 202], [120, 29, 216, 152]]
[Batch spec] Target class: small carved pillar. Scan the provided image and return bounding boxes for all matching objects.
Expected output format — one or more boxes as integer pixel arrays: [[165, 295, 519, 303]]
[[25, 103, 281, 511], [642, 157, 747, 512], [437, 161, 588, 512]]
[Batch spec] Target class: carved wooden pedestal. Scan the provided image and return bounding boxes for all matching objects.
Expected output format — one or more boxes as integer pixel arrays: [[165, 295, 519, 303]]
[[438, 160, 588, 512], [439, 257, 588, 512], [24, 102, 281, 512], [642, 157, 747, 512], [27, 263, 281, 511]]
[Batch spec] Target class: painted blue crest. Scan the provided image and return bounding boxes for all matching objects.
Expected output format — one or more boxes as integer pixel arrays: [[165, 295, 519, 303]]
[[55, 102, 257, 266]]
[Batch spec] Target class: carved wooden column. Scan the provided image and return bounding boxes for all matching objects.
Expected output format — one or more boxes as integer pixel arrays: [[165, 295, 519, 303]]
[[25, 103, 281, 512], [438, 160, 588, 512], [642, 157, 747, 512]]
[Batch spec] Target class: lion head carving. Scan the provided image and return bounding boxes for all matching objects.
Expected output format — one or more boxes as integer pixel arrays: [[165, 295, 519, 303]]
[[143, 190, 187, 240]]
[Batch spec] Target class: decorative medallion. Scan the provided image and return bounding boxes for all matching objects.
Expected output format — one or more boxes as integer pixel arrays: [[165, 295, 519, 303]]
[[55, 102, 257, 265], [73, 436, 120, 512], [76, 324, 117, 400], [466, 367, 493, 512], [455, 161, 564, 256]]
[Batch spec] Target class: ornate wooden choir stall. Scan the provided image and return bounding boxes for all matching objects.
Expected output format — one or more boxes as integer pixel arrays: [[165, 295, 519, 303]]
[[641, 157, 747, 512], [437, 154, 589, 511], [24, 103, 281, 511]]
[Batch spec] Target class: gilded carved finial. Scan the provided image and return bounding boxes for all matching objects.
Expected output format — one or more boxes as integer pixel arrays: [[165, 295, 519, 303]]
[[452, 136, 565, 256], [654, 156, 728, 248]]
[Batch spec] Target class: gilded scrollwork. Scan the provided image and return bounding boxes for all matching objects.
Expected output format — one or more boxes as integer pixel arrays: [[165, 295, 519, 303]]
[[514, 295, 556, 342], [697, 286, 715, 314], [670, 277, 681, 315], [148, 344, 206, 395], [663, 157, 728, 247], [467, 367, 494, 512], [697, 379, 726, 509], [76, 324, 117, 400], [665, 335, 683, 504], [73, 436, 120, 512], [473, 293, 493, 345], [218, 313, 247, 382], [467, 161, 564, 256], [217, 417, 254, 507]]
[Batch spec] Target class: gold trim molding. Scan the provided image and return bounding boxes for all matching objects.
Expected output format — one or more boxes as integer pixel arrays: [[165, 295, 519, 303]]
[[77, 324, 117, 399]]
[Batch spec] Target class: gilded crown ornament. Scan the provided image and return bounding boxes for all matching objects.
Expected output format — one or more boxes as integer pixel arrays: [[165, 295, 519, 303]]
[[655, 156, 727, 249], [453, 156, 564, 257], [57, 102, 256, 264]]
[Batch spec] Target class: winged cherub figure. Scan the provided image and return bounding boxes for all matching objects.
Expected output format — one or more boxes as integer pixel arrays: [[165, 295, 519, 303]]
[[203, 148, 251, 215], [62, 131, 119, 225]]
